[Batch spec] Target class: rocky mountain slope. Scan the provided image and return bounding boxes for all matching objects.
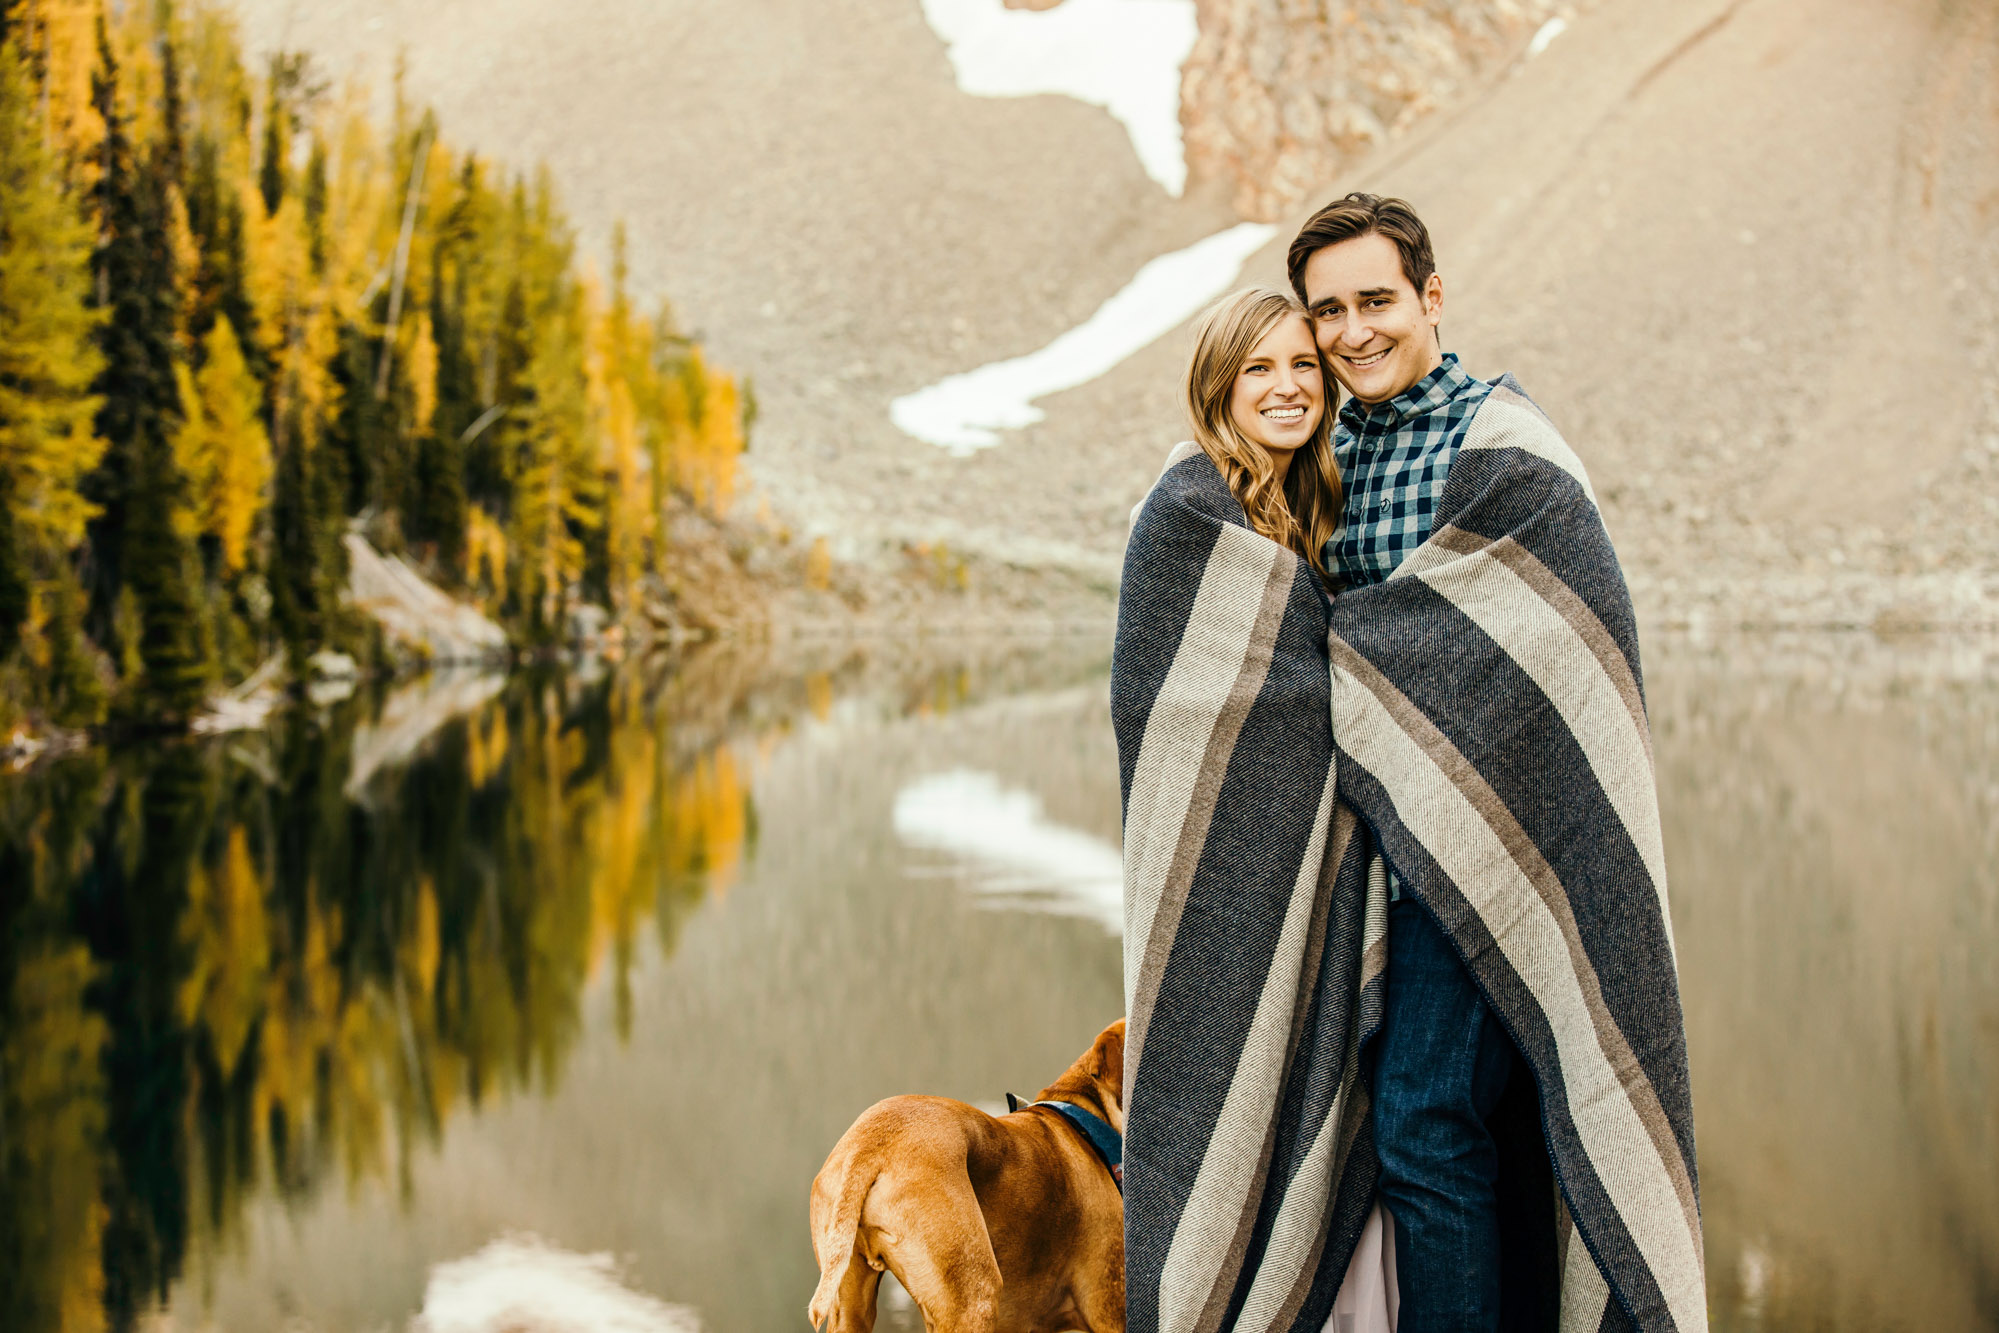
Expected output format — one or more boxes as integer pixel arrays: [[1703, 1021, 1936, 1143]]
[[229, 0, 1999, 630], [1182, 0, 1579, 221]]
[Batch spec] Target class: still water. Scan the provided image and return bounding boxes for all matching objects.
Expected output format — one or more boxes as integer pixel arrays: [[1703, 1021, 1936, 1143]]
[[1, 632, 1993, 1332]]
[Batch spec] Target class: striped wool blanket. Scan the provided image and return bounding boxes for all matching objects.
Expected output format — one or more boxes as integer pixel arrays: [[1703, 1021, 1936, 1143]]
[[1114, 378, 1704, 1333]]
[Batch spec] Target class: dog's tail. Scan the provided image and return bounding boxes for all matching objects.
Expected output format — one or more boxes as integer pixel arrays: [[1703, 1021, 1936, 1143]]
[[806, 1153, 881, 1332]]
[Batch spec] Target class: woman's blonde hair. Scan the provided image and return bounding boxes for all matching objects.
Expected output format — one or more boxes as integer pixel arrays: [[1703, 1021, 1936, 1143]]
[[1183, 287, 1343, 579]]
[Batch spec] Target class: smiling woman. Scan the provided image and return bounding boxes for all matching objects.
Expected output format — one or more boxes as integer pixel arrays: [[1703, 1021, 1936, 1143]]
[[1181, 288, 1344, 580], [1227, 316, 1326, 483]]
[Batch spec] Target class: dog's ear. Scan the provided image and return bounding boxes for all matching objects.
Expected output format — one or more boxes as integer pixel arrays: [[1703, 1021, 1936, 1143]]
[[1093, 1019, 1127, 1110]]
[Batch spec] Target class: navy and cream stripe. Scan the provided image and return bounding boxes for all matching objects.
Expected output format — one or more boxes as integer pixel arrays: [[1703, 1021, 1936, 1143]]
[[1115, 379, 1704, 1333]]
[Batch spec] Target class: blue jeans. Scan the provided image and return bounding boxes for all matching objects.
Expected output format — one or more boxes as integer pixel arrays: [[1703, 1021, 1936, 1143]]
[[1372, 898, 1520, 1333]]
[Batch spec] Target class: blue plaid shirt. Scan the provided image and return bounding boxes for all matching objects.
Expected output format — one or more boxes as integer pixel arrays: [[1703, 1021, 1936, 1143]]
[[1327, 353, 1492, 900], [1326, 353, 1494, 588]]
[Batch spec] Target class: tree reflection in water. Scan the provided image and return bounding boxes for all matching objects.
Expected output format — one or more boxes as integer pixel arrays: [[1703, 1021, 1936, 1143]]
[[12, 632, 1991, 1333], [0, 654, 758, 1333]]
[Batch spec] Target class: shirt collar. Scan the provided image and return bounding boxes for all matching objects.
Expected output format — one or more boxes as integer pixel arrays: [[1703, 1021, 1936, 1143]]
[[1339, 352, 1475, 434]]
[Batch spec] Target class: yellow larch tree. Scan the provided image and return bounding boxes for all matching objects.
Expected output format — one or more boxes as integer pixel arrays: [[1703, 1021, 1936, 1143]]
[[174, 824, 271, 1081], [694, 366, 742, 515], [511, 276, 598, 634], [1, 939, 110, 1333], [0, 30, 105, 563], [18, 0, 103, 181], [317, 87, 393, 322], [407, 310, 438, 436], [585, 263, 649, 613], [173, 316, 272, 572]]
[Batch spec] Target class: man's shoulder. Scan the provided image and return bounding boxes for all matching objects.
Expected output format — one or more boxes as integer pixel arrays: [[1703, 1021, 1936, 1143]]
[[1450, 366, 1500, 413], [1460, 374, 1595, 503], [1469, 371, 1544, 419]]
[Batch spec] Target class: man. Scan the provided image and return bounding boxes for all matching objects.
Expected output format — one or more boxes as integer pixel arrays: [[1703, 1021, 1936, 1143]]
[[1294, 190, 1514, 1332], [1286, 193, 1705, 1333]]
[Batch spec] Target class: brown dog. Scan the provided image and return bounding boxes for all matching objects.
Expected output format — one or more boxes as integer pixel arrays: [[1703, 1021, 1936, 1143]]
[[807, 1019, 1127, 1333]]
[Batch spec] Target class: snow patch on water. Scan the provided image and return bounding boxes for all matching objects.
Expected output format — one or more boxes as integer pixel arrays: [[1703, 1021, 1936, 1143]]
[[891, 221, 1276, 453], [413, 1235, 700, 1333], [894, 769, 1124, 935], [919, 0, 1200, 195]]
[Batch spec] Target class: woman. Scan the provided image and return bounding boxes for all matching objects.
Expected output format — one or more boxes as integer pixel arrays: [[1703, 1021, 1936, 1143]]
[[1114, 288, 1397, 1333], [1177, 287, 1343, 577]]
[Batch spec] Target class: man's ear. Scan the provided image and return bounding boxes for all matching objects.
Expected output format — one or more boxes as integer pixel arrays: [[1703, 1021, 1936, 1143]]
[[1424, 272, 1444, 328]]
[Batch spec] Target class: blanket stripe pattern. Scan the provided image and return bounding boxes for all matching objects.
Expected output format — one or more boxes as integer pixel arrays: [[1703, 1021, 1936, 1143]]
[[1114, 379, 1705, 1333], [1115, 441, 1391, 1333], [1328, 378, 1704, 1333]]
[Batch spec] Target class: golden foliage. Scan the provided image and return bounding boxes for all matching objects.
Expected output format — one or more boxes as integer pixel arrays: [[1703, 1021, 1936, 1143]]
[[408, 312, 439, 436], [21, 0, 104, 179], [464, 503, 509, 607], [1, 941, 109, 1333], [0, 35, 105, 557], [2, 0, 761, 725], [175, 824, 270, 1077], [585, 269, 652, 612], [3, 662, 770, 1323], [805, 535, 833, 592], [172, 317, 272, 572]]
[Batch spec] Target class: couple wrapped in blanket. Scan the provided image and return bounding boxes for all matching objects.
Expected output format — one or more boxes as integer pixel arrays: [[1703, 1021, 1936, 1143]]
[[1114, 194, 1705, 1333]]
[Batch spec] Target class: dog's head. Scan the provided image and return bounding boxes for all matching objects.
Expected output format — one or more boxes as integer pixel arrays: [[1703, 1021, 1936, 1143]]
[[1041, 1018, 1127, 1133]]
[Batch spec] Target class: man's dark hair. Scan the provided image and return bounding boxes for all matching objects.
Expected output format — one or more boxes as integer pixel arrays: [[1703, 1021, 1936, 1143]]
[[1286, 192, 1437, 303]]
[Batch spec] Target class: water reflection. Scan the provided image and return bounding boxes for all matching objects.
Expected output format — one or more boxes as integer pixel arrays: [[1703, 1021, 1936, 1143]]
[[0, 655, 762, 1333], [1, 631, 1993, 1332], [415, 1235, 699, 1333], [893, 767, 1125, 933], [1652, 632, 1999, 1332]]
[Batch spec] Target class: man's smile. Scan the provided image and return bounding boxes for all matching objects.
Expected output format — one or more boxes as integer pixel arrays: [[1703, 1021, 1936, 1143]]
[[1341, 347, 1393, 369]]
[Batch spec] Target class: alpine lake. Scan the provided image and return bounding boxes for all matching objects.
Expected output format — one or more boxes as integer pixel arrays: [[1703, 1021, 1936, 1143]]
[[2, 629, 1994, 1332]]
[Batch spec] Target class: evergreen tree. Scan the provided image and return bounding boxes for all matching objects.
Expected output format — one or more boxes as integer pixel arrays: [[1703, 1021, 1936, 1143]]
[[327, 318, 384, 517], [257, 65, 284, 217], [301, 135, 327, 275], [157, 5, 186, 184], [268, 421, 314, 657], [472, 271, 530, 511], [183, 137, 260, 377], [82, 13, 209, 717], [413, 248, 470, 570], [510, 279, 596, 638], [0, 478, 23, 651]]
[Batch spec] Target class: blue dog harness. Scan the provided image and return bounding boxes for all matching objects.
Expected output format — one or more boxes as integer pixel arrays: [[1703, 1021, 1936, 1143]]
[[1006, 1092, 1123, 1191]]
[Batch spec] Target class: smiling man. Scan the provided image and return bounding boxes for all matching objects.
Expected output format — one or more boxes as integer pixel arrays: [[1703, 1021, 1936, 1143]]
[[1284, 194, 1705, 1333], [1291, 190, 1523, 1333], [1292, 193, 1492, 588]]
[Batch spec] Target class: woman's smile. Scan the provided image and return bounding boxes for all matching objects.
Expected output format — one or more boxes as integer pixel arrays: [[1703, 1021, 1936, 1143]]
[[1229, 313, 1325, 468]]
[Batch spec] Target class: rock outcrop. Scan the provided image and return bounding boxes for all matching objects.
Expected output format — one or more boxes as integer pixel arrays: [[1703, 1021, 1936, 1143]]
[[344, 533, 511, 665], [1182, 0, 1574, 221]]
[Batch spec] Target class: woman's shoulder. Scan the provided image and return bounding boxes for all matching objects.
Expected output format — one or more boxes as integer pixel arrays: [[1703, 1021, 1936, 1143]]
[[1128, 441, 1241, 534]]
